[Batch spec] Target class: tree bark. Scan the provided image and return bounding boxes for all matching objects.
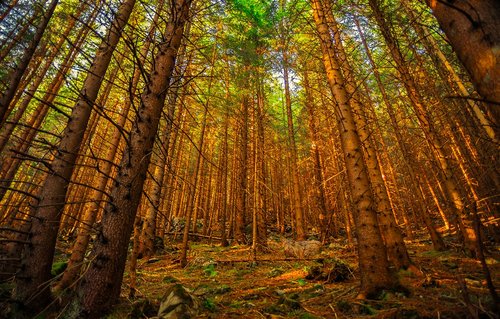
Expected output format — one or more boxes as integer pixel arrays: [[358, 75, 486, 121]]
[[426, 0, 500, 125], [368, 0, 469, 252], [73, 1, 192, 316], [0, 0, 59, 127], [14, 0, 135, 311], [310, 0, 397, 298]]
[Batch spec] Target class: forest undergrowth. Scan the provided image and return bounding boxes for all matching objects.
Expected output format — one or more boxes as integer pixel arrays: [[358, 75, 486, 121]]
[[77, 230, 500, 319]]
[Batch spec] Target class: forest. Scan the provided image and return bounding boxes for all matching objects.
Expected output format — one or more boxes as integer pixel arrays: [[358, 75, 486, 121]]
[[0, 0, 498, 318]]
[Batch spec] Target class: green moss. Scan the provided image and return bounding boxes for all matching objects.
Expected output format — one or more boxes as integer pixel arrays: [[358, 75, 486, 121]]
[[51, 261, 68, 277], [202, 297, 217, 312]]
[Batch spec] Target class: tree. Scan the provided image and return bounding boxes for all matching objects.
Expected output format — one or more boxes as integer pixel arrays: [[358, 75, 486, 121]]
[[310, 0, 398, 298], [14, 0, 136, 312], [0, 0, 59, 126], [72, 0, 193, 316], [425, 0, 500, 126]]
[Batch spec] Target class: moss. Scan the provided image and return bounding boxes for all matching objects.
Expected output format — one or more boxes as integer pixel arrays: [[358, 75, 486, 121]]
[[202, 297, 217, 312], [51, 261, 68, 277]]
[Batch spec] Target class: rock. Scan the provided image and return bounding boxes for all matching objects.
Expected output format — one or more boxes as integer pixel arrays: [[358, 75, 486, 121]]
[[157, 284, 200, 319], [283, 240, 321, 259]]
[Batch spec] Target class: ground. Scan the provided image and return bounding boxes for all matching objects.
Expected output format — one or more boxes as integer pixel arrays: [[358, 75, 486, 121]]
[[104, 231, 499, 319]]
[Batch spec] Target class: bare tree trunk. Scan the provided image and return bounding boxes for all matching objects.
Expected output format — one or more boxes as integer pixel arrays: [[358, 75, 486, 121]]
[[402, 0, 497, 142], [0, 1, 86, 155], [302, 69, 329, 242], [14, 0, 136, 311], [74, 1, 192, 316], [323, 3, 412, 270], [310, 0, 397, 298], [282, 49, 306, 240], [425, 0, 500, 125], [235, 95, 249, 244], [0, 0, 59, 127], [368, 2, 461, 251]]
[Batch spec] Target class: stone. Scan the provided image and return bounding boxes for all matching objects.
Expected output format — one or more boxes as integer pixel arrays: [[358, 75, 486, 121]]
[[283, 239, 321, 259], [156, 284, 200, 319]]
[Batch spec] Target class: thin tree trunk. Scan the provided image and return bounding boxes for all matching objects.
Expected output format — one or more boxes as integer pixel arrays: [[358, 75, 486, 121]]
[[235, 95, 249, 244], [303, 70, 329, 242], [0, 0, 59, 127], [282, 49, 306, 240]]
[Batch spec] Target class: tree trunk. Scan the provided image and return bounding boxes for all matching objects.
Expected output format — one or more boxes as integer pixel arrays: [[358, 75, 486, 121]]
[[14, 0, 136, 311], [73, 1, 192, 316], [282, 49, 306, 240], [323, 3, 412, 270], [310, 0, 397, 298], [369, 0, 468, 252], [425, 0, 500, 125], [235, 95, 249, 244], [0, 0, 59, 127]]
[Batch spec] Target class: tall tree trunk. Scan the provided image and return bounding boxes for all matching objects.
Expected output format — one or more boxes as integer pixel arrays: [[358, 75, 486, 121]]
[[0, 0, 59, 127], [235, 95, 249, 244], [73, 1, 192, 316], [0, 1, 87, 155], [425, 0, 500, 125], [310, 0, 397, 298], [0, 8, 96, 202], [14, 0, 136, 311], [354, 16, 446, 251], [368, 0, 470, 252], [282, 50, 306, 240], [302, 69, 329, 242], [323, 3, 412, 270], [402, 0, 497, 142]]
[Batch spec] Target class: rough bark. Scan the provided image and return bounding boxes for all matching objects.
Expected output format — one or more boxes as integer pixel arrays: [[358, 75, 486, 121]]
[[310, 0, 397, 298], [426, 0, 500, 125], [323, 3, 411, 270], [354, 16, 446, 251], [73, 1, 192, 316], [369, 0, 469, 252], [13, 0, 135, 311]]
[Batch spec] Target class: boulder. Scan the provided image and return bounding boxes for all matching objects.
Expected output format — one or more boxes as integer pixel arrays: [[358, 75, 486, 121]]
[[283, 239, 321, 259], [156, 284, 200, 319]]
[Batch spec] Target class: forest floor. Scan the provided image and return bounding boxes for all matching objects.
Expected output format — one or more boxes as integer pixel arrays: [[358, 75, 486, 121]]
[[100, 231, 499, 319]]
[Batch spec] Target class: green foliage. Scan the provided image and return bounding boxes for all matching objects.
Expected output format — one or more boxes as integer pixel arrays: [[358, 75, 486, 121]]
[[296, 278, 307, 286], [203, 263, 218, 278]]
